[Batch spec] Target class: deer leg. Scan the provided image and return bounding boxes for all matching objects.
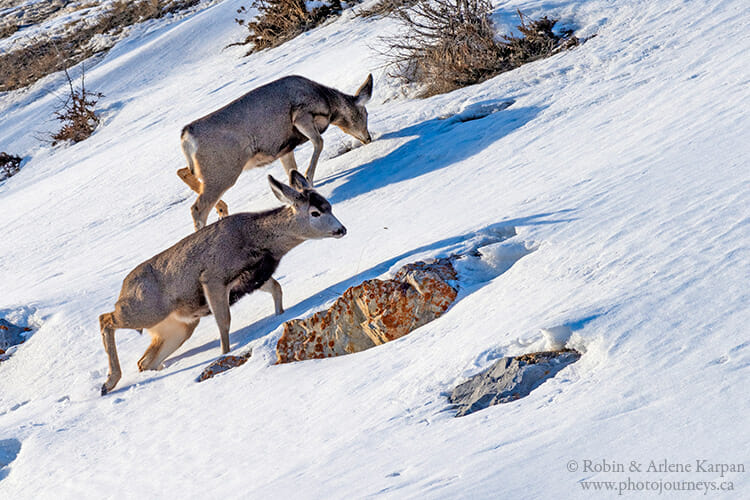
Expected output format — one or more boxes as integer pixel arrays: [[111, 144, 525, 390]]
[[138, 313, 200, 371], [137, 335, 164, 372], [152, 317, 199, 368], [201, 280, 232, 354], [260, 278, 284, 315], [292, 113, 324, 186], [177, 167, 228, 219], [191, 183, 226, 231], [279, 152, 299, 184], [100, 312, 122, 395]]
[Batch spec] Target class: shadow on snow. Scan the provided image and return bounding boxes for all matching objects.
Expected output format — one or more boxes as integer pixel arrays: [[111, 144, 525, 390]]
[[166, 211, 575, 370], [318, 100, 543, 204]]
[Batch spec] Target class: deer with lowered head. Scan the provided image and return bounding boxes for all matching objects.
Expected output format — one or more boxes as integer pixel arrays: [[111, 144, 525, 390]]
[[99, 171, 346, 395], [178, 74, 373, 230]]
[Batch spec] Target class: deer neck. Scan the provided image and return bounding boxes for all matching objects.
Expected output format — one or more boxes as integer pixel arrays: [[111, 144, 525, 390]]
[[326, 88, 353, 124], [256, 206, 306, 257]]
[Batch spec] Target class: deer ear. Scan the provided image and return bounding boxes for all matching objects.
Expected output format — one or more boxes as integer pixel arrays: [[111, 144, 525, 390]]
[[289, 169, 311, 191], [355, 74, 373, 106], [268, 175, 302, 205]]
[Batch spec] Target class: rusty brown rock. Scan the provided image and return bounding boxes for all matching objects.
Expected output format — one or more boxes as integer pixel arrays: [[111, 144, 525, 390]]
[[0, 318, 28, 351], [276, 258, 458, 363], [196, 349, 252, 382]]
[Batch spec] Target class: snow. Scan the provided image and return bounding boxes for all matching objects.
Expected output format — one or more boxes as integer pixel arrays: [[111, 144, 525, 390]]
[[539, 325, 572, 351], [1, 0, 749, 497]]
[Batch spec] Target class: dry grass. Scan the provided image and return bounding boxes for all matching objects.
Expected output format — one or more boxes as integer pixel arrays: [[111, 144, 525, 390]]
[[0, 0, 201, 92], [384, 3, 579, 97], [355, 0, 416, 18], [0, 36, 75, 92], [0, 152, 23, 182], [230, 0, 352, 55]]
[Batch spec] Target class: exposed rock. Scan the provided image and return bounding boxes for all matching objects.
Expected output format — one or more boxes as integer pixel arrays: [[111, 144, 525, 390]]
[[196, 349, 252, 382], [276, 258, 458, 363], [0, 152, 22, 182], [0, 319, 29, 351], [450, 349, 581, 417], [274, 227, 533, 364]]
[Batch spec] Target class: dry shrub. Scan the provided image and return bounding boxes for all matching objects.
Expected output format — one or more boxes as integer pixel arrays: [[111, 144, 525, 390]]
[[51, 68, 103, 145], [0, 152, 23, 182], [385, 3, 578, 97], [162, 0, 201, 16], [356, 0, 417, 18], [0, 0, 200, 92], [0, 22, 19, 39], [231, 0, 349, 54], [385, 0, 506, 96], [502, 11, 579, 66]]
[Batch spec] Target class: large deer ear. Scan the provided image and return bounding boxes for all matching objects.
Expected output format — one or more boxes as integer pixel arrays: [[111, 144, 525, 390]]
[[355, 74, 373, 106], [268, 175, 303, 205], [289, 169, 311, 191]]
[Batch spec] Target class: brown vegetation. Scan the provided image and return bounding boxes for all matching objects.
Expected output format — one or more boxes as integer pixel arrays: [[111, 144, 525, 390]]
[[0, 22, 19, 39], [384, 3, 579, 96], [231, 0, 351, 54], [501, 11, 579, 67], [355, 0, 417, 18], [51, 68, 103, 145]]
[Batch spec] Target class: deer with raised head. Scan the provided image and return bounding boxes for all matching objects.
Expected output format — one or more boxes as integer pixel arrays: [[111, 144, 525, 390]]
[[99, 171, 346, 395], [178, 74, 373, 231]]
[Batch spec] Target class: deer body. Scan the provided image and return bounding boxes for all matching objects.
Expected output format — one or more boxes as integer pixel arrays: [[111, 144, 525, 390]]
[[179, 74, 373, 230], [100, 172, 345, 394]]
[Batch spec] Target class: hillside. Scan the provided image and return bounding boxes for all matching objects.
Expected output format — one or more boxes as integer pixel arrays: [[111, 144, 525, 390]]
[[1, 0, 748, 497]]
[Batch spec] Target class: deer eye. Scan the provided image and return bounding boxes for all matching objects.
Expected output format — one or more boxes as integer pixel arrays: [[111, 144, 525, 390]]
[[311, 210, 321, 217]]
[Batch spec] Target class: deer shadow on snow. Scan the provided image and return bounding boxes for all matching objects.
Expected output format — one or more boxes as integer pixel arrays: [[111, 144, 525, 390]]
[[166, 210, 575, 372], [319, 99, 543, 204]]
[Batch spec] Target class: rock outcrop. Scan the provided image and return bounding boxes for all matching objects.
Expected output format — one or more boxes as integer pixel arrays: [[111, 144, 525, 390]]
[[0, 319, 29, 356], [276, 258, 458, 363], [197, 349, 253, 382], [450, 349, 581, 417]]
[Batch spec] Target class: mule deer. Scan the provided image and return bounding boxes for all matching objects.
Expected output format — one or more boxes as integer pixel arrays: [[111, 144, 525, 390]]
[[178, 74, 373, 230], [99, 171, 346, 395]]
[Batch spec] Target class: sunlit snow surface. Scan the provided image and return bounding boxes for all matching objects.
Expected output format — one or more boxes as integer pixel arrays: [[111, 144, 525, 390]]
[[0, 0, 748, 497]]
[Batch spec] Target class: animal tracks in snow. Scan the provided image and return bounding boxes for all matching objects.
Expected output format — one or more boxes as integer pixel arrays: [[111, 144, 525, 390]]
[[707, 341, 750, 370]]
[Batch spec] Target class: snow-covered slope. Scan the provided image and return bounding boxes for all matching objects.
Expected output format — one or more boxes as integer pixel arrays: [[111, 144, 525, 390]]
[[1, 0, 748, 497]]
